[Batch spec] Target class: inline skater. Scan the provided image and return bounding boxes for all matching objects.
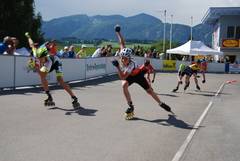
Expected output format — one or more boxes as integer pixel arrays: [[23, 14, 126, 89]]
[[139, 59, 156, 87], [112, 25, 173, 120], [172, 63, 186, 92], [183, 60, 206, 91], [25, 33, 80, 108]]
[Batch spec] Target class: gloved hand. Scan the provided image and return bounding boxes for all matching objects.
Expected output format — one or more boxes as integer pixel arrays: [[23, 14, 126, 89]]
[[25, 32, 30, 38], [179, 80, 183, 84], [114, 25, 121, 32], [112, 60, 119, 67], [152, 79, 155, 83], [202, 79, 206, 83], [40, 66, 48, 73]]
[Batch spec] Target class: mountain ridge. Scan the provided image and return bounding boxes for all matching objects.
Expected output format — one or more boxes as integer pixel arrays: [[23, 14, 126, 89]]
[[42, 13, 212, 44]]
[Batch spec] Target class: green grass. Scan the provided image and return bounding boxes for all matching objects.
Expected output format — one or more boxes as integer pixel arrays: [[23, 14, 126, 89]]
[[56, 41, 153, 57]]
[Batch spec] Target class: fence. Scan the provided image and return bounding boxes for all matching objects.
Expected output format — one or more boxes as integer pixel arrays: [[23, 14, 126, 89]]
[[0, 55, 227, 89]]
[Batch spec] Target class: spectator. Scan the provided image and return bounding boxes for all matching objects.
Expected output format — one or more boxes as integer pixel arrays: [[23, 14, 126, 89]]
[[3, 37, 15, 55], [49, 40, 57, 56], [115, 48, 120, 56], [91, 46, 106, 58], [76, 45, 87, 58], [144, 49, 152, 58], [68, 45, 76, 58], [0, 36, 12, 54], [59, 46, 69, 58], [105, 44, 113, 56], [152, 49, 157, 58]]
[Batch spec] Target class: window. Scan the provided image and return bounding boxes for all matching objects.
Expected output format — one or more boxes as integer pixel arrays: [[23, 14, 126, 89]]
[[227, 26, 234, 38], [236, 26, 240, 39]]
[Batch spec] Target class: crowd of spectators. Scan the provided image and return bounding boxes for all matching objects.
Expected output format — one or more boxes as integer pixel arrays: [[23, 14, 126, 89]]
[[0, 36, 235, 63]]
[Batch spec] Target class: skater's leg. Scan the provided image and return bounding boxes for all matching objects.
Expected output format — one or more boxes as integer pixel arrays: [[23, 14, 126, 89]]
[[122, 80, 132, 104], [38, 72, 55, 106], [146, 88, 173, 113], [193, 73, 200, 90], [184, 76, 190, 90], [172, 74, 183, 92], [122, 80, 135, 119], [57, 76, 80, 108], [57, 76, 75, 97], [39, 72, 49, 92], [146, 88, 161, 104]]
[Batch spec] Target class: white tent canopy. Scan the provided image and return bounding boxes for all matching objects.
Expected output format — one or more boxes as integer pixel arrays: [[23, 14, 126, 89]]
[[166, 40, 223, 56]]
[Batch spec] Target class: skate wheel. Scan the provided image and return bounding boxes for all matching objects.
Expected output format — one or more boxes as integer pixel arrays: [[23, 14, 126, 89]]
[[124, 112, 134, 120]]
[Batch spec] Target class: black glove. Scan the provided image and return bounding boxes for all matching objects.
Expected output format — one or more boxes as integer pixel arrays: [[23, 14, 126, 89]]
[[112, 60, 119, 67], [114, 25, 121, 32], [152, 79, 155, 83], [179, 80, 183, 84], [202, 79, 206, 83]]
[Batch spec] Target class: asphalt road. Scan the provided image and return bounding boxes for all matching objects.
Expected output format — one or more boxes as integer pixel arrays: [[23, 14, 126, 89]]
[[0, 73, 239, 161]]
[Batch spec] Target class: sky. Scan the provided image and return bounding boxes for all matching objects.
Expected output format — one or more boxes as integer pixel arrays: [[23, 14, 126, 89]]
[[34, 0, 240, 26]]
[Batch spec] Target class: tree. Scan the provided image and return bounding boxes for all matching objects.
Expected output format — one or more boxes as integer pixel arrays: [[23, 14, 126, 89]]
[[0, 0, 44, 47]]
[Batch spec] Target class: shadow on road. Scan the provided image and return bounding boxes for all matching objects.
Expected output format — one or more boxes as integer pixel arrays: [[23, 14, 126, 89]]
[[48, 106, 98, 116], [0, 75, 119, 96], [156, 93, 179, 97], [132, 114, 197, 130]]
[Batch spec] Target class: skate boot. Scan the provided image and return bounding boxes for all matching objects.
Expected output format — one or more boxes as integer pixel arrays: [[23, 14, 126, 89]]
[[196, 85, 201, 91], [72, 96, 80, 109], [125, 103, 134, 120], [172, 87, 179, 92], [159, 102, 174, 115], [44, 97, 55, 106]]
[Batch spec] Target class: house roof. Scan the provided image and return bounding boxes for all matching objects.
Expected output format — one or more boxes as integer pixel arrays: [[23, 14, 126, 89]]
[[202, 7, 240, 25]]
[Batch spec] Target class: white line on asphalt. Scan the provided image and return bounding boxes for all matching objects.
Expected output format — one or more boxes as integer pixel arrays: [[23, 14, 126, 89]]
[[171, 82, 225, 161]]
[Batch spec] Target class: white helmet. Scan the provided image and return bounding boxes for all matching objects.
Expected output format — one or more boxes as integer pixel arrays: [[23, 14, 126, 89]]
[[119, 48, 132, 59]]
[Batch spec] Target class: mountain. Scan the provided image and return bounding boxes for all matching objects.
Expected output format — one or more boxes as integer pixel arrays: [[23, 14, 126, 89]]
[[42, 13, 212, 44]]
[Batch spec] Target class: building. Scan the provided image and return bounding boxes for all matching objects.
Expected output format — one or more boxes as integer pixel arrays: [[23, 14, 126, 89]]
[[202, 7, 240, 63]]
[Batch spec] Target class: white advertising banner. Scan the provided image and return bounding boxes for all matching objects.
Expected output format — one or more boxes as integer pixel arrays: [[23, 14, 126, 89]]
[[207, 63, 225, 73], [0, 55, 14, 88], [62, 58, 86, 82], [15, 56, 41, 87], [85, 57, 107, 78], [229, 63, 240, 73], [106, 57, 117, 74]]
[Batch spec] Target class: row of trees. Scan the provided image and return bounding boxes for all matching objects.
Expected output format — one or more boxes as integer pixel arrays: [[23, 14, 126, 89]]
[[0, 0, 44, 47]]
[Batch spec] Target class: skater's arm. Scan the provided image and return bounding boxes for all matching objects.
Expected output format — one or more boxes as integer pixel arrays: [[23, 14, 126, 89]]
[[40, 58, 52, 73], [115, 30, 125, 50], [116, 66, 130, 80], [201, 71, 206, 83], [152, 70, 156, 83], [25, 32, 35, 49]]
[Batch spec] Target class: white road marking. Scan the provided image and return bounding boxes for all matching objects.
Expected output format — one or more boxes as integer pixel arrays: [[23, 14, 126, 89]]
[[171, 82, 225, 161]]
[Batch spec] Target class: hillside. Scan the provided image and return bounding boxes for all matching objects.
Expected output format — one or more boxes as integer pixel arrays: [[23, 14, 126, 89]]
[[42, 13, 212, 44]]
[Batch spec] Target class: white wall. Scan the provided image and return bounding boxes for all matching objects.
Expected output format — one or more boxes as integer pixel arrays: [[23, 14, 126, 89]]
[[85, 57, 107, 79], [15, 56, 41, 87], [0, 55, 14, 88], [206, 63, 225, 73], [0, 55, 227, 89], [62, 58, 85, 82]]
